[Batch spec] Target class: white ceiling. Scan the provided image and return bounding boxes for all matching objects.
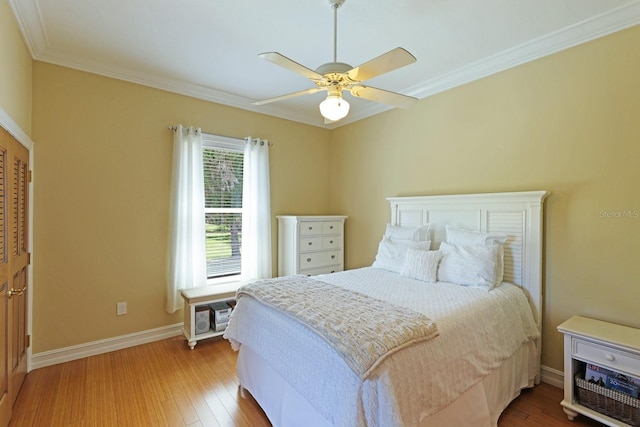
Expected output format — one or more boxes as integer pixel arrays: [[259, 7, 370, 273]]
[[9, 0, 640, 128]]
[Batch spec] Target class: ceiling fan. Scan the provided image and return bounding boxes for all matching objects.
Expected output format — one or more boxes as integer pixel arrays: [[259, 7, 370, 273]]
[[252, 0, 418, 123]]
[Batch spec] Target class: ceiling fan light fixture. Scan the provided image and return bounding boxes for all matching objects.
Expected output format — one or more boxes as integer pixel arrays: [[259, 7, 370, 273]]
[[254, 0, 418, 124], [319, 95, 350, 121]]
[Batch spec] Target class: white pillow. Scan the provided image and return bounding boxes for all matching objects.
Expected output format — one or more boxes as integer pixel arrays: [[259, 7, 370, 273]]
[[372, 238, 432, 274], [445, 225, 507, 246], [445, 225, 507, 284], [400, 248, 442, 283], [437, 242, 500, 290], [385, 223, 431, 241]]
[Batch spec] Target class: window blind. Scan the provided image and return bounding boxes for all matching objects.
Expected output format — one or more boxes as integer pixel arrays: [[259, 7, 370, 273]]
[[203, 143, 244, 278]]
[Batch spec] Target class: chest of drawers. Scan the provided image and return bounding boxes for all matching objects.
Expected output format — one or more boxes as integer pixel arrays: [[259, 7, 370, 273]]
[[277, 215, 347, 276]]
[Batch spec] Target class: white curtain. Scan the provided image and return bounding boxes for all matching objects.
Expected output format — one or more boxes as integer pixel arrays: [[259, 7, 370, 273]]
[[241, 137, 272, 280], [166, 125, 207, 313]]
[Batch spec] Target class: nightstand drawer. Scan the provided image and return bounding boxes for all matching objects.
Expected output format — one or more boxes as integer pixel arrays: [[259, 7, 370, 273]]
[[299, 250, 341, 269], [574, 338, 640, 377]]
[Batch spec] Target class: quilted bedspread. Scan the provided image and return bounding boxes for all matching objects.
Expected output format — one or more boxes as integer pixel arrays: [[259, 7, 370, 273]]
[[224, 267, 539, 426], [229, 275, 439, 380]]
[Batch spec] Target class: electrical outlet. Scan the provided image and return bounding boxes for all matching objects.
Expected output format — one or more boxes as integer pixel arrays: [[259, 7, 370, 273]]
[[117, 301, 127, 315]]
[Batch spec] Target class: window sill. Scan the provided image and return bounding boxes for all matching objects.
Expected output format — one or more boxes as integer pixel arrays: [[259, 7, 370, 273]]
[[207, 275, 242, 286]]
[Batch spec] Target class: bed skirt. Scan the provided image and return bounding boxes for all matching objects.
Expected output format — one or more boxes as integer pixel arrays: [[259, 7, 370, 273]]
[[237, 339, 538, 427]]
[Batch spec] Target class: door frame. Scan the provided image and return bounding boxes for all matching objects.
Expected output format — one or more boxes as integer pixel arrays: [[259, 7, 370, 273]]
[[0, 108, 34, 374]]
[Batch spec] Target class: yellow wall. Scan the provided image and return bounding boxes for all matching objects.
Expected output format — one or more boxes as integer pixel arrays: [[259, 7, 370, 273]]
[[21, 3, 640, 374], [0, 0, 32, 133], [31, 62, 332, 352], [331, 25, 640, 372]]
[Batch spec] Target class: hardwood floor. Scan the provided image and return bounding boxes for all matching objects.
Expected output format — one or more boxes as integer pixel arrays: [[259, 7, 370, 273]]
[[9, 336, 605, 426], [499, 383, 603, 427]]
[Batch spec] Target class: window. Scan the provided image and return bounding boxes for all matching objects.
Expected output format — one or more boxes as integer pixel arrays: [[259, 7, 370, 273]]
[[202, 134, 244, 279]]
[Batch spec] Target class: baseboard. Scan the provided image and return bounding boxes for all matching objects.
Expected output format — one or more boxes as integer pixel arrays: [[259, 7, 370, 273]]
[[31, 328, 569, 390], [540, 364, 564, 388], [31, 323, 184, 370]]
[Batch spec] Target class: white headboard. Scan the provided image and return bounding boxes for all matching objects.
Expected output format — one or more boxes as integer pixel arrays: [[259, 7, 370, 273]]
[[387, 191, 548, 335]]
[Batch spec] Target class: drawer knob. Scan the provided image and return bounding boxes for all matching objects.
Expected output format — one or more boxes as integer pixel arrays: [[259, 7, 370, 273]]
[[605, 354, 615, 362], [331, 255, 335, 259], [329, 226, 334, 229], [308, 226, 313, 230], [306, 258, 311, 262], [329, 240, 333, 244], [308, 242, 312, 246]]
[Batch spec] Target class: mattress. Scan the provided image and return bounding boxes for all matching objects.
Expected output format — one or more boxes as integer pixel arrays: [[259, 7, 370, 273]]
[[224, 267, 540, 426]]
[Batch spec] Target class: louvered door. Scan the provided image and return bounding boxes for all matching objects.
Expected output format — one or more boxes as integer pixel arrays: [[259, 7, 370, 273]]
[[0, 137, 9, 427], [0, 127, 29, 427], [9, 137, 28, 410]]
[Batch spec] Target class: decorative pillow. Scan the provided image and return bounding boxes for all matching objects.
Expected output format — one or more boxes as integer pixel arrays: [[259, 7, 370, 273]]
[[445, 225, 507, 284], [400, 248, 442, 283], [372, 238, 432, 274], [445, 225, 507, 246], [437, 242, 500, 289], [385, 223, 431, 241]]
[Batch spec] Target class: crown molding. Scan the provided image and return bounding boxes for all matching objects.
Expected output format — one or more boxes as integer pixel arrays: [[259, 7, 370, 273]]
[[10, 0, 640, 128], [8, 0, 48, 58], [408, 1, 640, 101]]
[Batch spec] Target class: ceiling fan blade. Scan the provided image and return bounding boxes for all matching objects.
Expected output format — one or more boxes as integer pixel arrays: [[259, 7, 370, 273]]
[[349, 85, 418, 109], [258, 52, 324, 81], [252, 87, 323, 106], [346, 47, 416, 82]]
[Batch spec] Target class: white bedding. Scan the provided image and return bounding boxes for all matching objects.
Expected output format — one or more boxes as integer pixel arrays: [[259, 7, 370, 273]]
[[237, 340, 538, 427], [228, 275, 439, 379], [224, 267, 540, 426]]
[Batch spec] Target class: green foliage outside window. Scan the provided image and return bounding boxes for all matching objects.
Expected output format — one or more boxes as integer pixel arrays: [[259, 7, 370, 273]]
[[203, 147, 244, 277]]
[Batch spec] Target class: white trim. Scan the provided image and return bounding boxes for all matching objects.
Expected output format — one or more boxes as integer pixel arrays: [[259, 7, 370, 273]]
[[541, 365, 565, 389], [0, 107, 34, 151], [202, 133, 244, 152], [7, 0, 48, 59], [30, 323, 183, 369], [408, 1, 640, 102], [9, 0, 640, 128], [29, 323, 566, 388]]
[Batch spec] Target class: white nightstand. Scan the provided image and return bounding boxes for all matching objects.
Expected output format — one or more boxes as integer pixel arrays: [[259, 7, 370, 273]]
[[180, 282, 243, 349], [557, 315, 640, 426]]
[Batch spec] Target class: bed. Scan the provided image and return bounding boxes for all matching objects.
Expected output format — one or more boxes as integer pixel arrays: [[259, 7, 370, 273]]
[[224, 191, 548, 426]]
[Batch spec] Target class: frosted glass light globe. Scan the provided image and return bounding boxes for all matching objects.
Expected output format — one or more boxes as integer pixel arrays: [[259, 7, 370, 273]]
[[319, 95, 350, 121]]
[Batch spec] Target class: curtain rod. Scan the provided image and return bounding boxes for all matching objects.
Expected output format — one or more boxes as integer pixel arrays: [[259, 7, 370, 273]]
[[167, 125, 273, 146]]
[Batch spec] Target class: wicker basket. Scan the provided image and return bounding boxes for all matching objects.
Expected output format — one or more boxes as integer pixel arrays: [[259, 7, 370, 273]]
[[576, 374, 640, 426]]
